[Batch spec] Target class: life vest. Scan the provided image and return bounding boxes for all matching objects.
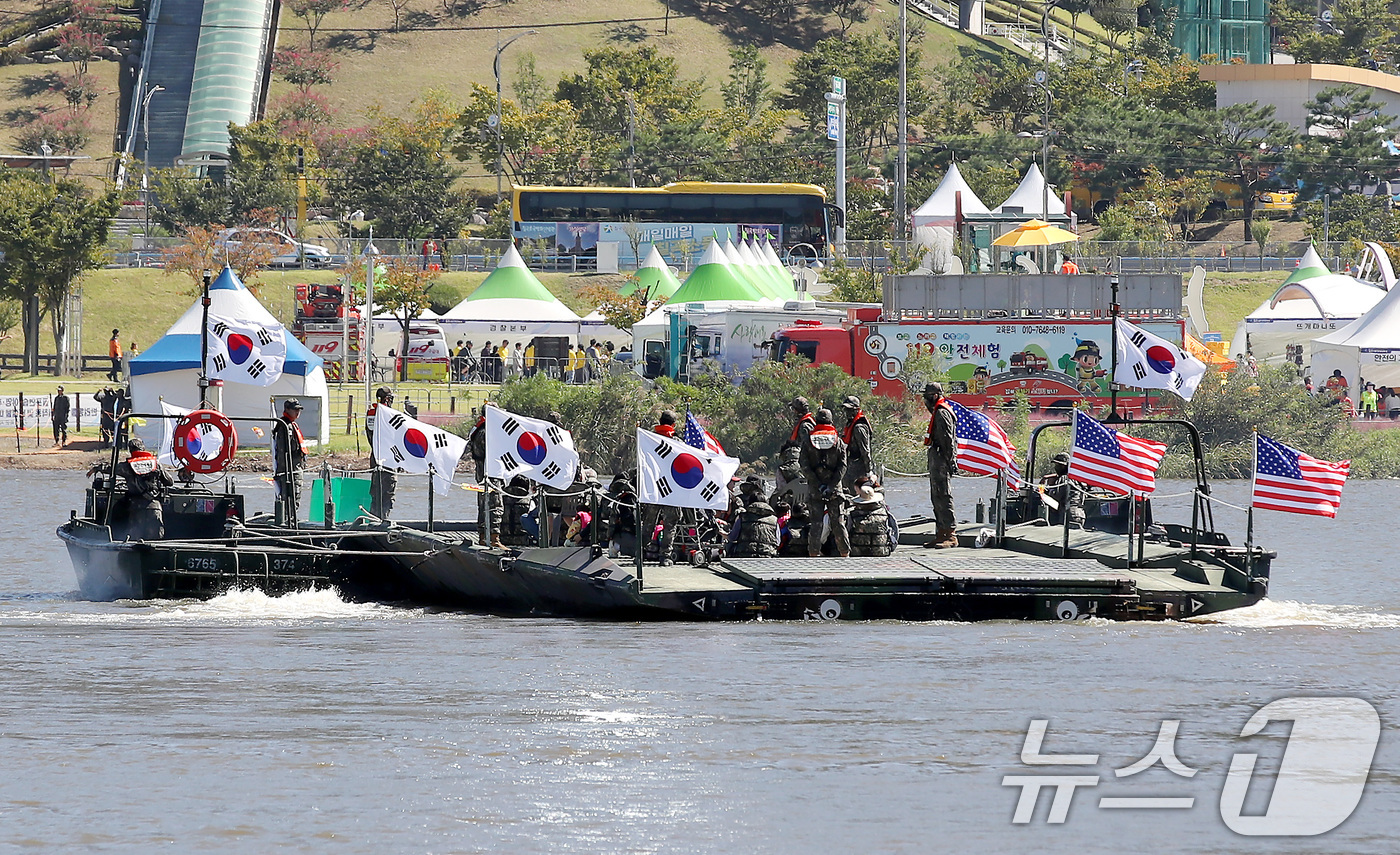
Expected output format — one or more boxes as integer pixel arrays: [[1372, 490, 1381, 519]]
[[653, 423, 676, 438], [789, 412, 815, 442], [842, 411, 868, 445], [923, 399, 955, 447], [468, 415, 487, 460], [807, 423, 841, 450], [128, 449, 158, 476]]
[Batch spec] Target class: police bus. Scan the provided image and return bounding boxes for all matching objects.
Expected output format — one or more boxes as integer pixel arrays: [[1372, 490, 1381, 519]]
[[510, 182, 834, 266]]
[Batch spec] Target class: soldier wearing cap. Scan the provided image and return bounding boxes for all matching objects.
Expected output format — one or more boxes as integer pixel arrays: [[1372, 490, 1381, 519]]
[[365, 386, 398, 519], [921, 383, 958, 549], [272, 398, 307, 526], [801, 408, 851, 557], [467, 402, 504, 549], [776, 396, 816, 505], [1039, 451, 1085, 527], [51, 385, 70, 447], [840, 394, 872, 490]]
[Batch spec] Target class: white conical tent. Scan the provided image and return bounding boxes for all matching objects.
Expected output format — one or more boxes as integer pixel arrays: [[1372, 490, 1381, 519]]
[[1234, 246, 1387, 363], [913, 162, 991, 227], [996, 163, 1065, 219], [129, 265, 329, 449], [761, 240, 807, 301], [1312, 281, 1400, 391], [724, 239, 781, 302], [748, 239, 795, 299], [439, 244, 582, 343]]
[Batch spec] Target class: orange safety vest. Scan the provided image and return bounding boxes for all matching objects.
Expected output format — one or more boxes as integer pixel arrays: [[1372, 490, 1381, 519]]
[[1059, 260, 1080, 274], [789, 412, 816, 442], [809, 424, 840, 439], [923, 399, 955, 447], [842, 411, 868, 445], [109, 337, 121, 358], [653, 423, 676, 438]]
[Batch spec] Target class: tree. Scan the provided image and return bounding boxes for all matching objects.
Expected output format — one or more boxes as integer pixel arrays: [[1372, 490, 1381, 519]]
[[723, 46, 770, 121], [285, 0, 348, 50], [778, 33, 929, 159], [375, 258, 438, 381], [1285, 0, 1397, 68], [1297, 194, 1400, 244], [384, 0, 412, 32], [1197, 102, 1297, 231], [1287, 85, 1393, 199], [0, 173, 116, 374], [340, 93, 468, 239], [513, 53, 550, 113], [272, 48, 338, 93], [817, 0, 872, 36], [161, 224, 275, 293], [454, 85, 596, 186]]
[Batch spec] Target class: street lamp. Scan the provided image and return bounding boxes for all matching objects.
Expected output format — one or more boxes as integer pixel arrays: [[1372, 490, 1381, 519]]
[[493, 30, 537, 204], [141, 84, 165, 241], [363, 231, 380, 406]]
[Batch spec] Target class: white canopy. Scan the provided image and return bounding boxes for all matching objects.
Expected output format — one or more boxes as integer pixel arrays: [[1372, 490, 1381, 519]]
[[1311, 279, 1400, 391], [995, 163, 1065, 219], [912, 163, 991, 228], [438, 244, 582, 342], [1234, 246, 1387, 364], [129, 266, 329, 449]]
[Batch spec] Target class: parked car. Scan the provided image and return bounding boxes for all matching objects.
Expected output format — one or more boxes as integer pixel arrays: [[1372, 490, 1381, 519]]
[[1254, 191, 1297, 212], [215, 228, 333, 268]]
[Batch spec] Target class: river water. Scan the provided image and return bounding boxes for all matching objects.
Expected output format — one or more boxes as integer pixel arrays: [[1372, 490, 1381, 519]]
[[2, 471, 1396, 854]]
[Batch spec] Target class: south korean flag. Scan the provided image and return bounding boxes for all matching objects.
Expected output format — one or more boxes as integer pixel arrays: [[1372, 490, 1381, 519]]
[[1113, 318, 1207, 401], [484, 406, 580, 489], [373, 404, 469, 495], [205, 313, 287, 387], [636, 428, 741, 511]]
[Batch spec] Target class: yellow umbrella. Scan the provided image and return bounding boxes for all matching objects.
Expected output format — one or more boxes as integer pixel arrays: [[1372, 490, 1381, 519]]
[[992, 218, 1080, 247]]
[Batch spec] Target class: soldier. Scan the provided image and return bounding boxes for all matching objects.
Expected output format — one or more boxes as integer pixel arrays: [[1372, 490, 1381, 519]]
[[271, 398, 307, 526], [848, 482, 894, 557], [776, 396, 816, 504], [800, 408, 850, 558], [113, 437, 173, 541], [603, 473, 639, 556], [642, 411, 682, 565], [841, 395, 872, 490], [1039, 451, 1085, 527], [729, 477, 779, 558], [922, 383, 958, 549], [51, 386, 70, 447], [365, 386, 398, 519], [467, 404, 504, 549]]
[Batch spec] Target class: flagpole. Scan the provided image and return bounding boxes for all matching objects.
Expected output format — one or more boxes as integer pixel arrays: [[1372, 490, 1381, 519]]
[[1246, 431, 1256, 579], [198, 269, 211, 406], [1108, 273, 1120, 421], [427, 464, 435, 533], [995, 468, 1006, 546]]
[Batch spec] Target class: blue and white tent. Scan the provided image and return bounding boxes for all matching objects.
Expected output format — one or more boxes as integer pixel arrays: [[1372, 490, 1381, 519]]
[[129, 266, 329, 448]]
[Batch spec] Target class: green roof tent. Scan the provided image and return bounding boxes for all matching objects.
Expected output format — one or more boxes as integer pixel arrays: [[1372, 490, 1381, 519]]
[[727, 239, 788, 301], [1281, 244, 1332, 287], [666, 241, 766, 304], [439, 244, 581, 323], [620, 246, 682, 299], [745, 238, 797, 300]]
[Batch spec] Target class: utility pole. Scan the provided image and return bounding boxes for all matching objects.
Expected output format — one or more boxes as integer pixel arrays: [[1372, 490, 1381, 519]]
[[140, 84, 164, 241], [896, 0, 908, 243], [826, 77, 847, 257], [296, 145, 307, 269], [363, 229, 379, 407], [627, 91, 636, 188]]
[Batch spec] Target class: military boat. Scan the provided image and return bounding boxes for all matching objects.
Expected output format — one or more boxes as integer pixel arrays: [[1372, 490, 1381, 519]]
[[59, 413, 1271, 622]]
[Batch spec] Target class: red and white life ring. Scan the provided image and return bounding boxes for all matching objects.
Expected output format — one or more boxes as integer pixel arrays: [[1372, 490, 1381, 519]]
[[172, 409, 238, 474]]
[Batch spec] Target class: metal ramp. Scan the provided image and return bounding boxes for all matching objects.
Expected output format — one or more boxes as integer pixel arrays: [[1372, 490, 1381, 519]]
[[723, 554, 1131, 590]]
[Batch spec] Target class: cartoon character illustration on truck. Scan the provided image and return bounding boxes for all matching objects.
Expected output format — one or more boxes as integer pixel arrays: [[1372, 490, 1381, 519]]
[[1071, 340, 1106, 395]]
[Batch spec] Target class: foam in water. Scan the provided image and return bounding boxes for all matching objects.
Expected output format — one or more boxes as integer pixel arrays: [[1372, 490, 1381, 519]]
[[1195, 598, 1400, 629]]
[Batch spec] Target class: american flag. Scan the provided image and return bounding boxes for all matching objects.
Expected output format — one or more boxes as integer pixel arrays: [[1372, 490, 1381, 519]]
[[1252, 433, 1349, 518], [1067, 411, 1167, 496], [683, 408, 725, 455], [946, 399, 1021, 487]]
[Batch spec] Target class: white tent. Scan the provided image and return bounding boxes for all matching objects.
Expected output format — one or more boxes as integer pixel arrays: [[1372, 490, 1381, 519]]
[[438, 244, 582, 345], [912, 164, 992, 270], [580, 309, 632, 348], [129, 266, 330, 449], [1311, 280, 1400, 391], [1234, 246, 1387, 364], [995, 163, 1065, 219]]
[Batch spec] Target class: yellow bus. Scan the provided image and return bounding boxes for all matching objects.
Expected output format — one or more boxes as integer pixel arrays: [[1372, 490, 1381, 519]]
[[511, 182, 834, 264]]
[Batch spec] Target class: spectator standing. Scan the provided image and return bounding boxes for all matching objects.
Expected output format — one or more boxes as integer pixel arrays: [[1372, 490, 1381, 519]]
[[1361, 384, 1380, 420], [509, 342, 525, 379], [107, 329, 122, 381]]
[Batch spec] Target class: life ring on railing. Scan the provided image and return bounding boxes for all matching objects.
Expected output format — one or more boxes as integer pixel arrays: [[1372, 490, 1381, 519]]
[[172, 408, 238, 474]]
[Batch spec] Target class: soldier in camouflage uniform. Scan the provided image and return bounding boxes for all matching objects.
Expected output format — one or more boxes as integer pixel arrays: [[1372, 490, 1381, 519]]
[[729, 478, 779, 558]]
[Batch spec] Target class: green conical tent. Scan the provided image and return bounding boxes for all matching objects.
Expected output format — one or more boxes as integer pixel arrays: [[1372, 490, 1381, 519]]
[[1281, 244, 1332, 287], [725, 239, 784, 301], [440, 244, 580, 322], [620, 246, 682, 299], [666, 241, 766, 304]]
